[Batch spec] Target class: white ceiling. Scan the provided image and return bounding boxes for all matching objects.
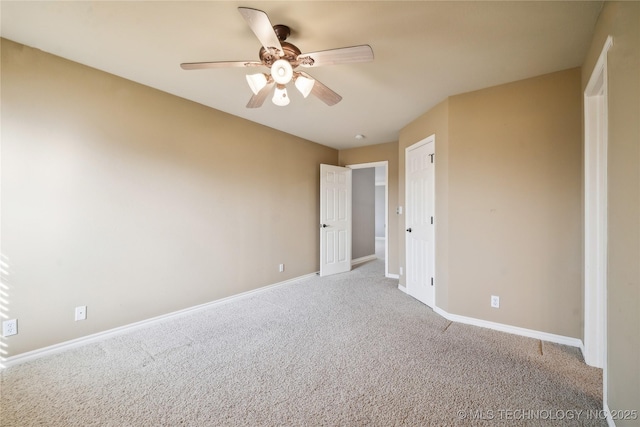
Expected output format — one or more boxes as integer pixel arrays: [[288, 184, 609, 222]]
[[1, 1, 602, 150]]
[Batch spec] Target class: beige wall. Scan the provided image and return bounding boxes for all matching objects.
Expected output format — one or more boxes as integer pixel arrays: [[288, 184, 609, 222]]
[[338, 141, 399, 276], [399, 68, 583, 336], [1, 39, 337, 357], [582, 2, 640, 420], [448, 68, 583, 337]]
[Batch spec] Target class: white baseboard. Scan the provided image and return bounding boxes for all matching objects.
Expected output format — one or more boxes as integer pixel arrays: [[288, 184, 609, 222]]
[[432, 306, 584, 349], [1, 272, 318, 369], [351, 254, 377, 266], [402, 286, 584, 350], [375, 237, 385, 241], [1, 272, 589, 370], [387, 273, 400, 279]]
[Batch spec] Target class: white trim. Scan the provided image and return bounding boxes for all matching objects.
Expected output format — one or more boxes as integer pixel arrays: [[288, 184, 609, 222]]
[[346, 161, 387, 170], [584, 35, 612, 410], [387, 273, 400, 279], [396, 283, 583, 348], [433, 307, 584, 349], [351, 254, 377, 266], [0, 272, 318, 369], [585, 36, 613, 95], [346, 161, 390, 278], [584, 35, 612, 368]]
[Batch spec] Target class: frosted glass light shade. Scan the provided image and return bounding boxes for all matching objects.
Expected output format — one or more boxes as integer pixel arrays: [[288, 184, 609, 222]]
[[272, 86, 290, 106], [271, 59, 293, 85], [294, 75, 315, 98], [246, 73, 268, 95]]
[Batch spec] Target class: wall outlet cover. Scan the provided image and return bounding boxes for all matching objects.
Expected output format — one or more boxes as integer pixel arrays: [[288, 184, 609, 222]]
[[2, 319, 18, 337], [491, 295, 500, 308], [75, 306, 87, 321]]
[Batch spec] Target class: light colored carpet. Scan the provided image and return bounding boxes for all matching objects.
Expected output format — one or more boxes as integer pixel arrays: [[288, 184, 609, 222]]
[[1, 260, 604, 426]]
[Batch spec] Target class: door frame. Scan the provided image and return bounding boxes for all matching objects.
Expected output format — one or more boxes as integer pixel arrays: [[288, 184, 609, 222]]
[[405, 135, 436, 308], [347, 161, 390, 277], [583, 36, 612, 398]]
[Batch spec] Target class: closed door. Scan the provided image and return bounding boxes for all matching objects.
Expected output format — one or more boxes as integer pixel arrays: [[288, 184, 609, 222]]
[[320, 164, 352, 277], [405, 137, 435, 307]]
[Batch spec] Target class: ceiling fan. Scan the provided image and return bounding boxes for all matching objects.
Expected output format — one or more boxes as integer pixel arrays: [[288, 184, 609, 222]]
[[180, 7, 374, 108]]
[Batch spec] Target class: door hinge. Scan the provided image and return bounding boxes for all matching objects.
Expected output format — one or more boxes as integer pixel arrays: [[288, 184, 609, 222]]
[[431, 216, 434, 225], [429, 154, 435, 163], [431, 277, 434, 286]]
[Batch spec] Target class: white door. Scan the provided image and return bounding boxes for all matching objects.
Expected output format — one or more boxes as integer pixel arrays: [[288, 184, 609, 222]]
[[405, 137, 435, 307], [320, 164, 352, 277]]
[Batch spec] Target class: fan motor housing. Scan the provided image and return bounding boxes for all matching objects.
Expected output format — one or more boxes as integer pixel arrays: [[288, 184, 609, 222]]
[[259, 41, 301, 68]]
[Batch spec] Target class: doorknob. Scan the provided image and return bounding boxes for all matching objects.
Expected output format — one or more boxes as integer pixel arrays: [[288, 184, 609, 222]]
[[321, 224, 329, 228], [406, 228, 412, 232]]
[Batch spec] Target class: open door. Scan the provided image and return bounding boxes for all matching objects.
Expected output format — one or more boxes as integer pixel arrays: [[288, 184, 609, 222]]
[[320, 164, 352, 276]]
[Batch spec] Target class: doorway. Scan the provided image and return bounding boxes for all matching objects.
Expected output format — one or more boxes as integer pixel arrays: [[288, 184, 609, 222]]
[[347, 161, 389, 277]]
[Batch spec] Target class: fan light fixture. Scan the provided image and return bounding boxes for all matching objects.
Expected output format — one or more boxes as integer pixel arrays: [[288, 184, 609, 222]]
[[271, 59, 293, 85], [272, 84, 290, 106], [294, 74, 315, 98], [246, 63, 316, 106], [180, 8, 374, 109], [246, 73, 268, 95]]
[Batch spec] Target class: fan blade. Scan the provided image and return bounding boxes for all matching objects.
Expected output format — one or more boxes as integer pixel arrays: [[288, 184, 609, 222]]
[[297, 45, 374, 68], [300, 72, 342, 106], [246, 81, 276, 108], [180, 61, 262, 70], [238, 7, 283, 55]]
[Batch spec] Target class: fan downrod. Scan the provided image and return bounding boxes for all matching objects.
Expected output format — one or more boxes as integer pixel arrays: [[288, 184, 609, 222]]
[[273, 24, 291, 41]]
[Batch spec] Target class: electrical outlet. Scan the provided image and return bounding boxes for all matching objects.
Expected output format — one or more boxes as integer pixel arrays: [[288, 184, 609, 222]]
[[279, 264, 285, 272], [75, 305, 87, 321], [2, 319, 17, 337], [491, 295, 500, 308]]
